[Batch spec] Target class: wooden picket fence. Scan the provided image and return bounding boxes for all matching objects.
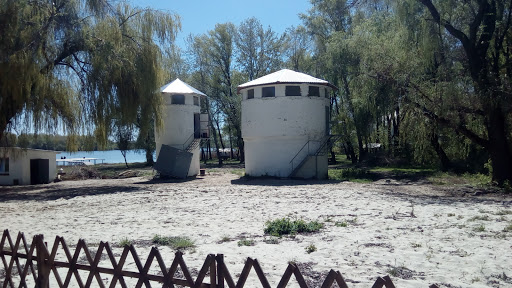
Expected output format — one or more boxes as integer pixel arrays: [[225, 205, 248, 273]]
[[0, 230, 440, 288]]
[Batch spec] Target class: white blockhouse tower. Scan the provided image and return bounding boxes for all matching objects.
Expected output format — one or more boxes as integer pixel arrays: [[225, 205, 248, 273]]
[[238, 69, 337, 179], [154, 79, 209, 178]]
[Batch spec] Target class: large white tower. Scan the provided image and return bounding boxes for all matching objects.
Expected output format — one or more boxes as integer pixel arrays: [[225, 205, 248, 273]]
[[238, 69, 337, 179], [155, 79, 208, 178]]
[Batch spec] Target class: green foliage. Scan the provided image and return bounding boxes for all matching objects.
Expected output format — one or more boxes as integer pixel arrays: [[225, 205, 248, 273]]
[[335, 221, 348, 227], [329, 168, 373, 182], [469, 215, 491, 222], [118, 238, 132, 247], [237, 239, 255, 247], [305, 244, 317, 254], [264, 217, 324, 237], [152, 235, 195, 250], [263, 237, 280, 244], [0, 0, 179, 154], [473, 225, 486, 232]]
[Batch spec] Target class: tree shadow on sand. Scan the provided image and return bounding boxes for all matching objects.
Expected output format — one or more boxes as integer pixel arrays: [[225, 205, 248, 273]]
[[0, 184, 142, 202], [231, 176, 342, 186]]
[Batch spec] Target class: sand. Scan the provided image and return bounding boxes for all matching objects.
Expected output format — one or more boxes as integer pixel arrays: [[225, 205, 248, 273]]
[[1, 169, 511, 287]]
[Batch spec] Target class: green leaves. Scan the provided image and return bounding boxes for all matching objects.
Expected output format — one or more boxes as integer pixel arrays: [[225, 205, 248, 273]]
[[1, 0, 179, 153]]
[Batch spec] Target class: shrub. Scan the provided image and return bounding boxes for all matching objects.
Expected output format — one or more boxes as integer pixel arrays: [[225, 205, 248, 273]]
[[118, 238, 131, 247], [305, 244, 317, 254], [264, 217, 324, 237], [237, 239, 255, 247], [152, 235, 195, 250]]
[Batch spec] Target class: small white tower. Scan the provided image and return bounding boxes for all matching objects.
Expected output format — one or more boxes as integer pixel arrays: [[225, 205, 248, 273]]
[[238, 69, 337, 179], [155, 79, 208, 178]]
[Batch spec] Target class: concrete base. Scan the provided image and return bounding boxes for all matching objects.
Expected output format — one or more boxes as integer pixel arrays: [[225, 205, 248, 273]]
[[244, 137, 327, 179]]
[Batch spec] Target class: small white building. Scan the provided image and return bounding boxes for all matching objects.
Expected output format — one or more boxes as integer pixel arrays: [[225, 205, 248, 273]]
[[238, 69, 337, 179], [154, 79, 208, 178], [0, 147, 59, 186]]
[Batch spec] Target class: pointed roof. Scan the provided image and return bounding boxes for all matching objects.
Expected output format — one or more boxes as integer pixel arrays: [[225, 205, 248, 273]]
[[237, 69, 338, 93], [160, 78, 207, 96]]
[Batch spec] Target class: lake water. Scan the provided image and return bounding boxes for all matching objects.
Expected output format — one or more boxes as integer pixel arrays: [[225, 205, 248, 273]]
[[57, 150, 153, 164]]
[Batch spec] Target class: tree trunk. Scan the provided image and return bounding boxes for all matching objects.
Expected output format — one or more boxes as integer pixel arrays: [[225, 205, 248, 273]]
[[209, 118, 222, 166], [430, 130, 451, 171], [236, 128, 245, 163], [387, 115, 392, 156], [357, 133, 365, 162], [486, 108, 512, 185], [121, 150, 129, 169], [145, 147, 154, 166], [228, 124, 234, 159], [346, 141, 358, 164]]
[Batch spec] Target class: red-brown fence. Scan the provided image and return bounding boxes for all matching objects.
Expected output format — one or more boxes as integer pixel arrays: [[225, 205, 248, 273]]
[[0, 230, 440, 288]]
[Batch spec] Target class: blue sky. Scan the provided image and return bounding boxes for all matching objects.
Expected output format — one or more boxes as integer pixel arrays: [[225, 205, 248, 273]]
[[128, 0, 312, 48]]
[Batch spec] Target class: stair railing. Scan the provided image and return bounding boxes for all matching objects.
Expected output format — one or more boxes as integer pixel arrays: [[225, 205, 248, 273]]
[[182, 127, 201, 150], [289, 139, 320, 174]]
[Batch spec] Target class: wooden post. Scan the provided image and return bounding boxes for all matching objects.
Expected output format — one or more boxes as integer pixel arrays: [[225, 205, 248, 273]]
[[36, 236, 49, 288], [216, 254, 224, 288]]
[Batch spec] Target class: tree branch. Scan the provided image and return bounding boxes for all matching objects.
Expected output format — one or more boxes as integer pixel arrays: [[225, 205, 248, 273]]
[[417, 0, 472, 53]]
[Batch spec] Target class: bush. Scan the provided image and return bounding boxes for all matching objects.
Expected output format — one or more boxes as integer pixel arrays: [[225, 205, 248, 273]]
[[237, 239, 255, 246], [152, 235, 195, 250], [264, 217, 324, 237]]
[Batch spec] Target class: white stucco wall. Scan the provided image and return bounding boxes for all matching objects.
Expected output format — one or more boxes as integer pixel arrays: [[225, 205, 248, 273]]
[[0, 148, 58, 186], [241, 84, 332, 178], [155, 93, 201, 177]]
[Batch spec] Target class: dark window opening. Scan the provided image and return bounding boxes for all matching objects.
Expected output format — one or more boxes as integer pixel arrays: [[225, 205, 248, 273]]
[[0, 158, 9, 175], [285, 86, 301, 96], [262, 87, 275, 98], [325, 88, 329, 98], [193, 96, 199, 106], [171, 94, 185, 104], [308, 86, 320, 97], [247, 89, 254, 99]]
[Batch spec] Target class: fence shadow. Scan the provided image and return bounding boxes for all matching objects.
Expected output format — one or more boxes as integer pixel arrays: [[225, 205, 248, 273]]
[[0, 230, 440, 288]]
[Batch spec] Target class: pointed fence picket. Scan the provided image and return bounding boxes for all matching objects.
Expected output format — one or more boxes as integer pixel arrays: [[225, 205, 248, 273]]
[[0, 230, 440, 288]]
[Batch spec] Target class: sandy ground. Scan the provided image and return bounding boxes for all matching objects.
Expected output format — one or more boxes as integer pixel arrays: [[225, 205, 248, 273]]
[[1, 169, 512, 287]]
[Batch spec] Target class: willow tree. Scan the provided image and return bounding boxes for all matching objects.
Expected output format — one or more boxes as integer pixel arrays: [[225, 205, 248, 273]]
[[413, 0, 512, 184], [0, 0, 180, 159]]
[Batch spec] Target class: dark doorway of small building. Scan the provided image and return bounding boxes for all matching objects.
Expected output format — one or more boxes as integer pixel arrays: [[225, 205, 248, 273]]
[[30, 159, 49, 185], [194, 113, 201, 139], [325, 106, 330, 136]]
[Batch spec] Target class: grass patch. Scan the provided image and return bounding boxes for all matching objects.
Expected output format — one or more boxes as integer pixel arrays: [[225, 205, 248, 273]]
[[473, 224, 486, 232], [335, 221, 348, 227], [237, 239, 255, 247], [118, 237, 132, 247], [152, 235, 195, 250], [503, 224, 512, 232], [229, 169, 245, 177], [305, 244, 317, 254], [469, 215, 491, 221], [427, 172, 491, 186], [264, 217, 324, 237], [219, 236, 231, 243], [329, 168, 374, 182], [496, 210, 512, 216], [263, 237, 279, 244], [410, 242, 422, 248], [370, 167, 436, 174]]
